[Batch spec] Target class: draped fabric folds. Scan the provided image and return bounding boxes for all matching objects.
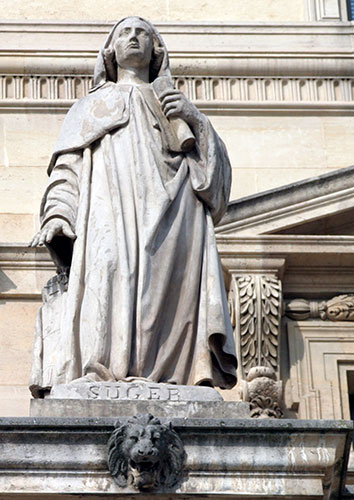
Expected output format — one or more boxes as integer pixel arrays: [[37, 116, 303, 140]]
[[30, 19, 237, 396]]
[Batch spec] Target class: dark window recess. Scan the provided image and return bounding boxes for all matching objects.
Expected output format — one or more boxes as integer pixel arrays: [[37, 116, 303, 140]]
[[347, 0, 354, 20], [347, 371, 354, 447]]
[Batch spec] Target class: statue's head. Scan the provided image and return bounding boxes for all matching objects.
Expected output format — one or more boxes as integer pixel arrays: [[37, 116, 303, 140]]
[[94, 17, 168, 88], [111, 17, 153, 72]]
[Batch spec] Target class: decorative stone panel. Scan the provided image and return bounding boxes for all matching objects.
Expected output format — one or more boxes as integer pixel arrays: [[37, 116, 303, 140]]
[[2, 75, 354, 112], [287, 320, 354, 420], [285, 294, 354, 321], [227, 258, 285, 418]]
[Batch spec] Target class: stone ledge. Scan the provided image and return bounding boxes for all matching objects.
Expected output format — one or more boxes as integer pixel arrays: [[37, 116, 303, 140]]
[[1, 22, 354, 77], [30, 399, 250, 419], [0, 417, 351, 498]]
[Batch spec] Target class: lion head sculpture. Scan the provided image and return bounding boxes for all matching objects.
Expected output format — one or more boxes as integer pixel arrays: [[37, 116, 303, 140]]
[[107, 413, 186, 490]]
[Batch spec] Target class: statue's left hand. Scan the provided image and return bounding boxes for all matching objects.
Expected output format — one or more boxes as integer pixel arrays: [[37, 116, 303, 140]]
[[159, 89, 202, 126]]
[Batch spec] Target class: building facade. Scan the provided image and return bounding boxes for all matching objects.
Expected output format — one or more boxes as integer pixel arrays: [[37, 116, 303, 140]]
[[1, 0, 354, 496]]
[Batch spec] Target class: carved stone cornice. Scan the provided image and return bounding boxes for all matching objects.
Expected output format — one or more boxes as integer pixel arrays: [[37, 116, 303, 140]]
[[0, 21, 353, 77], [2, 74, 354, 114], [1, 21, 353, 114], [285, 294, 354, 321], [218, 166, 354, 236], [0, 417, 351, 498]]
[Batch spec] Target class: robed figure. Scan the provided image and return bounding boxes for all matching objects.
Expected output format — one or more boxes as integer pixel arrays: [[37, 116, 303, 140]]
[[30, 17, 237, 397]]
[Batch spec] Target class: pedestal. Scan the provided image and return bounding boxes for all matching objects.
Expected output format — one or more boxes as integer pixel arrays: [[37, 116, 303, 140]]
[[0, 416, 351, 499], [30, 382, 250, 418]]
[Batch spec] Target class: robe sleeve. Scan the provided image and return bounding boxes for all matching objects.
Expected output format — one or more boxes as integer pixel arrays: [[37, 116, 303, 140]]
[[40, 152, 82, 230], [187, 114, 232, 225], [40, 151, 83, 269]]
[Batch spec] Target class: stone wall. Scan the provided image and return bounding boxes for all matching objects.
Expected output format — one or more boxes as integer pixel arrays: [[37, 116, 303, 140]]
[[2, 20, 354, 243], [2, 0, 306, 22]]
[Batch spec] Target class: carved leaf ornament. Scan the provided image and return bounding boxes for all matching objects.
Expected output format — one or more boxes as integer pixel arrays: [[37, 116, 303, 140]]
[[232, 275, 281, 377], [326, 294, 354, 321], [229, 273, 283, 418], [261, 277, 281, 370], [237, 276, 257, 375], [285, 294, 354, 322]]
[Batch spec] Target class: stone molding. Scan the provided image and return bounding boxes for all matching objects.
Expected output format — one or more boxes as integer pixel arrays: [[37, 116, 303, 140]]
[[2, 236, 354, 299], [0, 244, 53, 299], [220, 186, 354, 235], [1, 21, 354, 77], [0, 417, 351, 498], [307, 0, 347, 21], [2, 74, 354, 113], [217, 234, 354, 256], [218, 165, 354, 235], [218, 235, 354, 297], [1, 21, 354, 114], [287, 321, 354, 420]]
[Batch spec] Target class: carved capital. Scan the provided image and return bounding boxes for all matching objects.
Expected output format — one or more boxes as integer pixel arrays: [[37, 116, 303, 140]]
[[285, 294, 354, 322], [107, 414, 186, 490]]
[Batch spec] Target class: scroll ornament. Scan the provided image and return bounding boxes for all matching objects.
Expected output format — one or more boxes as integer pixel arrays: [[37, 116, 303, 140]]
[[285, 295, 354, 322]]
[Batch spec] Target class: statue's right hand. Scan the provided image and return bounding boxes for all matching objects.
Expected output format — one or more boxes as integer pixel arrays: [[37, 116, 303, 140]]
[[30, 219, 76, 247]]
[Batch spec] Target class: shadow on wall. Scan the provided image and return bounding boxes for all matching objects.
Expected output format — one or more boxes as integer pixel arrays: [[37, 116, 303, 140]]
[[0, 268, 17, 294]]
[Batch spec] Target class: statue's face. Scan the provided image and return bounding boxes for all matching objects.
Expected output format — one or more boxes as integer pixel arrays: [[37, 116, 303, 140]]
[[113, 18, 153, 71]]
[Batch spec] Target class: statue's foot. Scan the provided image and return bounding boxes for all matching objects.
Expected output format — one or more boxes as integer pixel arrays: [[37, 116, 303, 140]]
[[71, 364, 116, 384]]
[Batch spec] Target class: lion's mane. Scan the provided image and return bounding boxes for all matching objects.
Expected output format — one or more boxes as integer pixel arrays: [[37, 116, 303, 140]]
[[107, 413, 186, 490]]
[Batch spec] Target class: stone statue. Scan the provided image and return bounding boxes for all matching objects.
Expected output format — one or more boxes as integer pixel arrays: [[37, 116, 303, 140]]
[[30, 17, 236, 397]]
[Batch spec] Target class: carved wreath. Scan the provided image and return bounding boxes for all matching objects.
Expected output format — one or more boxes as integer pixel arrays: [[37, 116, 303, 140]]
[[107, 413, 186, 490]]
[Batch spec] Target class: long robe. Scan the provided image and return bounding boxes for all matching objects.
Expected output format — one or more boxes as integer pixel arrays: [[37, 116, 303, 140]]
[[30, 82, 236, 395]]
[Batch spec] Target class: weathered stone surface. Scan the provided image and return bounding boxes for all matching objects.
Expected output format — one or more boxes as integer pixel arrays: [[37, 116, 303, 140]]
[[107, 414, 186, 490], [219, 164, 354, 235], [30, 17, 237, 396], [47, 381, 223, 401], [0, 0, 306, 22], [0, 417, 351, 498], [30, 398, 250, 419], [286, 320, 354, 420]]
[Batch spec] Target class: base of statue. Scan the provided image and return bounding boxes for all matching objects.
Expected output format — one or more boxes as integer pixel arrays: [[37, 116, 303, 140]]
[[46, 380, 225, 401], [30, 381, 250, 418], [0, 415, 351, 498]]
